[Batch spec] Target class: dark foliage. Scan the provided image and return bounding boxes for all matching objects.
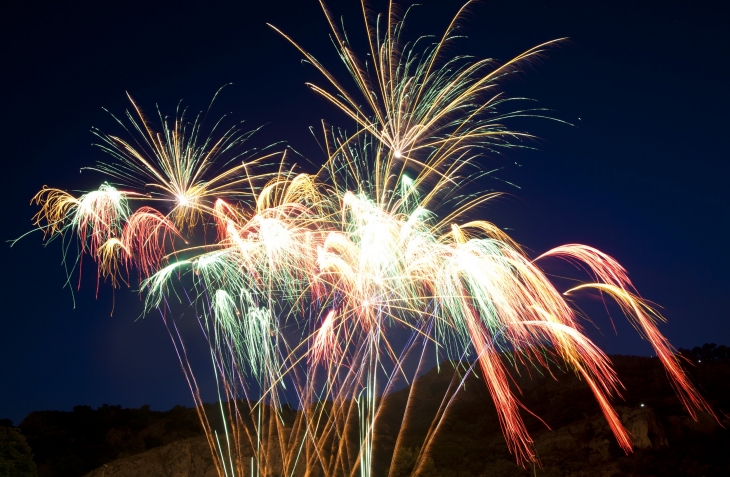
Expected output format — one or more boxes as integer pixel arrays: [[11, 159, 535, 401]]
[[678, 343, 730, 364], [0, 425, 38, 477], [18, 404, 206, 477]]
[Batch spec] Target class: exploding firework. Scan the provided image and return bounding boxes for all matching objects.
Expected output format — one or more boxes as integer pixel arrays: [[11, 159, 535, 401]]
[[28, 93, 290, 290], [23, 1, 714, 476]]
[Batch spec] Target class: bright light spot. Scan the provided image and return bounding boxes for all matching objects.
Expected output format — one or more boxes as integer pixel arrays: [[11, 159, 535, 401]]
[[177, 195, 190, 207], [343, 191, 356, 205], [640, 403, 645, 408], [394, 150, 402, 159], [259, 219, 289, 251]]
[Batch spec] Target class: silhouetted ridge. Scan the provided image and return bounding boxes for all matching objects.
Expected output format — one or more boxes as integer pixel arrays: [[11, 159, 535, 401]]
[[14, 348, 730, 477]]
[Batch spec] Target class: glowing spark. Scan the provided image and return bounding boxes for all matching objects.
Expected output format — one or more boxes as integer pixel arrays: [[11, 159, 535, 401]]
[[24, 2, 714, 476]]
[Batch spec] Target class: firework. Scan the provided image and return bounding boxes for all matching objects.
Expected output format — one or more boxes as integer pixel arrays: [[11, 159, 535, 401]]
[[28, 93, 291, 289], [270, 0, 562, 218], [88, 93, 282, 230], [23, 1, 715, 476]]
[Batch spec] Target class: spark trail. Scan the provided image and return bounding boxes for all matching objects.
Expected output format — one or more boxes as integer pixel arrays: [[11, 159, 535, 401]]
[[24, 1, 714, 476]]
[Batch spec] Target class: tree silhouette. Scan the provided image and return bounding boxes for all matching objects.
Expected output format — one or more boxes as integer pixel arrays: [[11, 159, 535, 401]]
[[679, 343, 730, 364], [0, 423, 38, 477]]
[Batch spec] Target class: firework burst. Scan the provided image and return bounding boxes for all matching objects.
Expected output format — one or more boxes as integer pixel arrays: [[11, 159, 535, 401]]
[[88, 92, 284, 230], [23, 1, 715, 476]]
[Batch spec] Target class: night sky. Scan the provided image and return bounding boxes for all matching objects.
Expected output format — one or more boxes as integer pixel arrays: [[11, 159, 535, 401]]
[[2, 0, 728, 426]]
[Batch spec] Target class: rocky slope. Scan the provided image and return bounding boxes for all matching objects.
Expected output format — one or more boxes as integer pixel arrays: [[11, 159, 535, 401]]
[[83, 437, 216, 477]]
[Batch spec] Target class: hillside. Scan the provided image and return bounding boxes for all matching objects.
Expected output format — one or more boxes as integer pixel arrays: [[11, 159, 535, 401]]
[[6, 345, 729, 477]]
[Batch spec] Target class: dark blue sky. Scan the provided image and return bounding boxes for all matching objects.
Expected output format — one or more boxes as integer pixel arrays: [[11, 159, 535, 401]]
[[2, 0, 728, 426]]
